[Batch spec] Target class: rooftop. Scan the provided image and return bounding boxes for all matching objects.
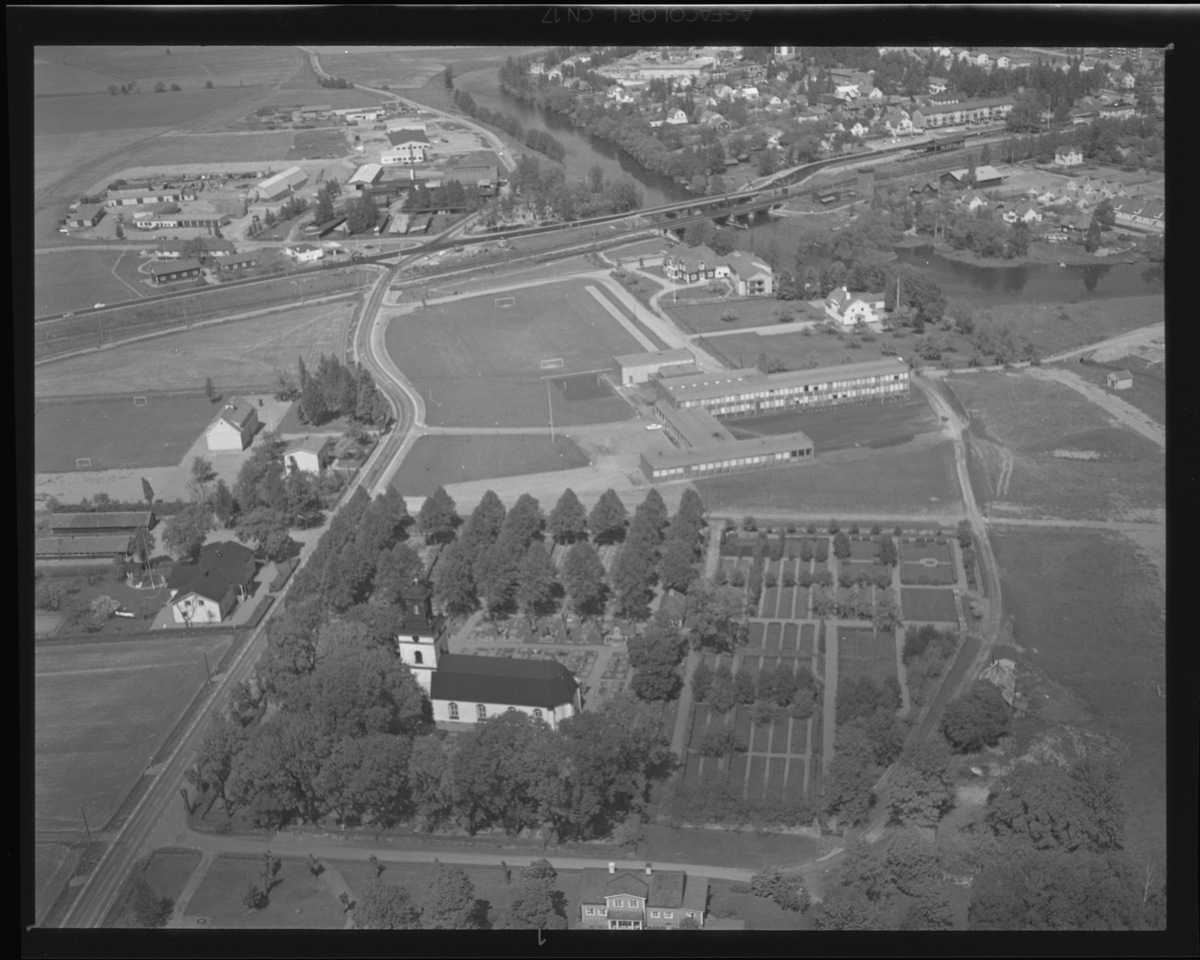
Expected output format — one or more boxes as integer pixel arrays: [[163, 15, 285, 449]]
[[36, 535, 133, 557], [166, 540, 257, 604], [614, 347, 694, 368], [658, 358, 910, 404], [578, 869, 706, 911], [50, 511, 154, 531], [149, 258, 204, 275], [284, 435, 332, 455], [213, 397, 257, 430], [430, 654, 579, 710]]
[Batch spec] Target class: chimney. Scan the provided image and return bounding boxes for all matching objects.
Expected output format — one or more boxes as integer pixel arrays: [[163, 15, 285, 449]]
[[608, 862, 616, 875], [645, 862, 652, 876]]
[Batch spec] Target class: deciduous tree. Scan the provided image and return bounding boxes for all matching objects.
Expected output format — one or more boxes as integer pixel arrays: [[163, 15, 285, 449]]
[[417, 486, 458, 543], [162, 504, 213, 561], [684, 578, 749, 653], [561, 541, 607, 620], [419, 861, 479, 929], [942, 681, 1009, 752], [548, 488, 589, 544], [516, 541, 558, 627], [355, 879, 419, 929], [588, 488, 628, 544]]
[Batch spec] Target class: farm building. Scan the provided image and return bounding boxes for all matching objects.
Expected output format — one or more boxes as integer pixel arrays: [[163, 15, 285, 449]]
[[613, 347, 696, 386], [148, 259, 204, 285], [166, 541, 258, 625], [349, 163, 384, 187], [825, 287, 887, 326], [35, 535, 133, 561], [205, 397, 259, 452], [579, 865, 708, 930], [385, 117, 427, 133], [284, 244, 325, 263], [50, 511, 155, 536], [216, 253, 261, 273], [256, 166, 309, 202], [653, 358, 911, 418], [394, 583, 581, 729], [1106, 369, 1133, 390], [283, 436, 333, 475], [69, 204, 105, 228]]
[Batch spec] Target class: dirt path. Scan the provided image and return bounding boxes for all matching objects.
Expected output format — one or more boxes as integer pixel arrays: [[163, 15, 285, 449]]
[[1023, 366, 1165, 449]]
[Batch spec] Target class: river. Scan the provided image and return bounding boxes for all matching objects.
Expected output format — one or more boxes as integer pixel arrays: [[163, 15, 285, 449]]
[[458, 69, 1163, 306], [454, 68, 691, 208]]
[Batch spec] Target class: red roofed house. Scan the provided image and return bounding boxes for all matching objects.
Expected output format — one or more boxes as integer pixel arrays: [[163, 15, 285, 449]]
[[166, 540, 258, 624], [579, 863, 708, 929], [205, 397, 259, 452]]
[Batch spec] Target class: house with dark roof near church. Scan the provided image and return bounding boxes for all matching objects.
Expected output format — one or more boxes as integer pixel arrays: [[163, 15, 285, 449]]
[[579, 862, 709, 929], [165, 541, 258, 624]]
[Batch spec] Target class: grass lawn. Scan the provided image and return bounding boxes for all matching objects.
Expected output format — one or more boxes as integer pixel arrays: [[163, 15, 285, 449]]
[[35, 395, 219, 472], [666, 298, 824, 335], [639, 823, 817, 870], [275, 403, 353, 436], [35, 87, 262, 137], [991, 527, 1165, 863], [899, 562, 957, 586], [987, 294, 1163, 361], [900, 540, 953, 563], [36, 301, 353, 399], [332, 859, 580, 929], [184, 856, 345, 928], [700, 327, 890, 371], [386, 279, 643, 427], [697, 436, 961, 516], [1068, 354, 1165, 427], [947, 371, 1164, 520], [391, 434, 590, 497], [900, 587, 959, 623], [109, 848, 203, 926], [725, 394, 940, 454], [51, 575, 178, 636], [837, 626, 897, 685], [35, 843, 81, 926], [131, 131, 297, 164], [287, 128, 350, 161], [34, 250, 148, 317], [35, 634, 232, 832]]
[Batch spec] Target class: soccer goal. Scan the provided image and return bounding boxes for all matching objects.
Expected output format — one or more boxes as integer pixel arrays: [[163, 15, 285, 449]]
[[75, 458, 92, 469], [540, 358, 564, 370], [495, 296, 516, 309], [132, 396, 148, 406]]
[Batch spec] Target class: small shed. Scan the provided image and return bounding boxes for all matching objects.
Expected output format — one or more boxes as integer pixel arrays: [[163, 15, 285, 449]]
[[1106, 369, 1133, 390]]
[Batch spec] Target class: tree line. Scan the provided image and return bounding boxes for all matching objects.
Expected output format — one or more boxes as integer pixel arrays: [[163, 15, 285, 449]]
[[449, 87, 567, 164]]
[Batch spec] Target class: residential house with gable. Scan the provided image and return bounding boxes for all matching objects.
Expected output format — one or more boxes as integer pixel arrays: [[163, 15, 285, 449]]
[[205, 397, 259, 452], [166, 541, 258, 625], [825, 287, 887, 326], [579, 863, 708, 930], [1054, 147, 1084, 168]]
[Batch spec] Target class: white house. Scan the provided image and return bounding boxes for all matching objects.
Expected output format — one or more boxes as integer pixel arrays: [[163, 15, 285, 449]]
[[1054, 146, 1084, 168], [825, 287, 886, 326], [1106, 369, 1133, 390], [205, 397, 259, 452], [835, 82, 860, 99], [665, 108, 689, 125], [738, 85, 760, 100], [721, 251, 774, 297], [713, 84, 735, 100], [956, 190, 989, 213], [285, 243, 325, 264], [284, 436, 333, 475], [1002, 202, 1043, 224], [166, 541, 257, 625]]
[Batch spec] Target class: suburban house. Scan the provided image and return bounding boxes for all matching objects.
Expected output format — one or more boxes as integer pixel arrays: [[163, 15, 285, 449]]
[[148, 259, 205, 285], [722, 251, 774, 297], [217, 253, 262, 274], [1054, 147, 1084, 167], [665, 108, 689, 124], [1002, 202, 1043, 224], [205, 397, 259, 452], [50, 511, 155, 537], [284, 436, 333, 475], [882, 108, 914, 136], [1106, 369, 1133, 390], [825, 287, 887, 326], [578, 864, 709, 930], [166, 541, 258, 625], [955, 190, 990, 213], [662, 244, 720, 284], [156, 239, 236, 260], [285, 244, 325, 263]]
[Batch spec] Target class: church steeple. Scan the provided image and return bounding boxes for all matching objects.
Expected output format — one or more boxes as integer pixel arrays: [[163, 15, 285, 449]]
[[396, 580, 447, 694]]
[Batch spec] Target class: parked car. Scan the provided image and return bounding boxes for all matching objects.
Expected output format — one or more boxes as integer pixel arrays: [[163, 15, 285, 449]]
[[646, 423, 664, 431], [93, 303, 106, 309]]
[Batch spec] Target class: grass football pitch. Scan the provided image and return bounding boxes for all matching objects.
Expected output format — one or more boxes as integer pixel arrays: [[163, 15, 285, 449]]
[[35, 395, 218, 472], [35, 634, 232, 833], [391, 434, 590, 498], [385, 279, 642, 428]]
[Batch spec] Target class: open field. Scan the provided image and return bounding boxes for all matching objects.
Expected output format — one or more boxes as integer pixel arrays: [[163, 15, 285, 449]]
[[118, 131, 297, 164], [986, 294, 1164, 360], [665, 297, 825, 335], [35, 395, 218, 472], [947, 371, 1164, 521], [641, 823, 817, 872], [35, 843, 82, 926], [35, 634, 232, 832], [185, 856, 345, 929], [34, 250, 150, 317], [36, 88, 263, 137], [36, 46, 301, 97], [334, 858, 579, 929], [1068, 355, 1165, 427], [900, 587, 959, 622], [316, 46, 536, 90], [697, 435, 961, 516], [35, 270, 364, 360], [386, 280, 643, 427], [700, 327, 895, 373], [837, 627, 897, 685], [992, 527, 1165, 862], [287, 128, 349, 161], [392, 434, 590, 498], [726, 394, 940, 454], [36, 301, 354, 399]]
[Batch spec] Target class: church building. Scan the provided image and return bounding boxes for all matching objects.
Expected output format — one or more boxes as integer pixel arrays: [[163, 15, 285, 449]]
[[396, 582, 583, 730]]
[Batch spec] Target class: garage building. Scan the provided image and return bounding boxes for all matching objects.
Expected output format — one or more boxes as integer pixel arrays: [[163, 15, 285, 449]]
[[256, 166, 309, 202]]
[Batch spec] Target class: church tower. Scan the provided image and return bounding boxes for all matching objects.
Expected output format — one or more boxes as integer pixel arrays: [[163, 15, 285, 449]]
[[396, 581, 448, 695]]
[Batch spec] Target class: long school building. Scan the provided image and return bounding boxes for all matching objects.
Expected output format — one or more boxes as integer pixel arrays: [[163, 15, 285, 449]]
[[652, 358, 910, 417]]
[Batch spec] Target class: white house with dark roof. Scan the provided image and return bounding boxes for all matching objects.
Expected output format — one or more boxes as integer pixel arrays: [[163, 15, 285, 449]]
[[579, 863, 708, 929], [284, 436, 333, 475], [1054, 146, 1084, 167], [166, 541, 258, 624], [206, 397, 259, 452], [825, 287, 887, 326]]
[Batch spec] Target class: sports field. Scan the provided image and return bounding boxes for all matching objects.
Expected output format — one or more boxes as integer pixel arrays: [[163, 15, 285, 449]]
[[900, 587, 959, 622], [35, 634, 232, 832], [385, 280, 642, 427], [36, 302, 354, 399], [666, 298, 824, 334], [391, 434, 590, 497], [35, 250, 148, 317], [697, 436, 962, 516], [726, 394, 941, 453], [35, 395, 219, 472]]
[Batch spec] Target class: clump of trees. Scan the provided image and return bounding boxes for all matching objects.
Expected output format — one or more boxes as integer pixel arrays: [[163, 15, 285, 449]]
[[941, 682, 1009, 753], [280, 353, 389, 427]]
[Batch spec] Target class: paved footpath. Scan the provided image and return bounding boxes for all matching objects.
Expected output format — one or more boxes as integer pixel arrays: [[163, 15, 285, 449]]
[[821, 620, 839, 777], [668, 524, 724, 759]]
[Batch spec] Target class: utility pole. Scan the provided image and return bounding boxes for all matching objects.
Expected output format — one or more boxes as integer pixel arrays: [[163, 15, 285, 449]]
[[547, 377, 555, 442]]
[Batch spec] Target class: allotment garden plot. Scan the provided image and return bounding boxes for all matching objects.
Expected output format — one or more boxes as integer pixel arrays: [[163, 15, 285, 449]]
[[35, 634, 232, 833], [386, 280, 641, 428], [35, 395, 220, 473]]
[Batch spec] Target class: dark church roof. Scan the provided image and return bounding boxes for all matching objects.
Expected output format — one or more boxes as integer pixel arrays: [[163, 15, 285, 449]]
[[430, 654, 579, 709]]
